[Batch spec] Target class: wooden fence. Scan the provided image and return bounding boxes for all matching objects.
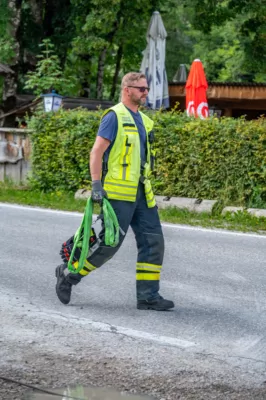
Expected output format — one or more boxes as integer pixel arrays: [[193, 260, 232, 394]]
[[0, 127, 32, 183]]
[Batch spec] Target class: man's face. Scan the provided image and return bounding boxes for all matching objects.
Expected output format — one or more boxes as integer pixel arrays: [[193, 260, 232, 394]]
[[126, 78, 149, 106]]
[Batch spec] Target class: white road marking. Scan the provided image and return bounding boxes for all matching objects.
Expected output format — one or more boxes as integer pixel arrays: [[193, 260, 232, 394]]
[[37, 309, 197, 349], [0, 290, 195, 349], [0, 202, 83, 217], [1, 202, 266, 239], [162, 222, 266, 238], [86, 320, 196, 348], [222, 272, 247, 282]]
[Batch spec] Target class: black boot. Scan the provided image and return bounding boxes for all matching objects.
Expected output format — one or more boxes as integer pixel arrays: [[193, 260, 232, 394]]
[[55, 264, 72, 304], [137, 296, 174, 311]]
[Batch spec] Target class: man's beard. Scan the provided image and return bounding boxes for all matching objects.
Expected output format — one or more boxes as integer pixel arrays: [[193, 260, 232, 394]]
[[132, 96, 146, 106]]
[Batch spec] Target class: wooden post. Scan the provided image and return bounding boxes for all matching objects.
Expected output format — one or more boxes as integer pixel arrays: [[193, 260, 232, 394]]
[[223, 108, 232, 117], [0, 127, 32, 183]]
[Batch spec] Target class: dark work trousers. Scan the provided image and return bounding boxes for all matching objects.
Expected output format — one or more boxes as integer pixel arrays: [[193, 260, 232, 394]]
[[66, 182, 164, 301]]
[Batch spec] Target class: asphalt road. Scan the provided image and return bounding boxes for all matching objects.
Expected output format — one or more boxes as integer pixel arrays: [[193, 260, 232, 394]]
[[1, 202, 266, 397]]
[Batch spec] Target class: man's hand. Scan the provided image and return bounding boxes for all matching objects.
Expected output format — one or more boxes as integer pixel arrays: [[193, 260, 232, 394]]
[[91, 180, 107, 204]]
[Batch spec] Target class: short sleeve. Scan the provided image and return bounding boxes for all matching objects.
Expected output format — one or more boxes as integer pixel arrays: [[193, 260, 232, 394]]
[[97, 111, 118, 143]]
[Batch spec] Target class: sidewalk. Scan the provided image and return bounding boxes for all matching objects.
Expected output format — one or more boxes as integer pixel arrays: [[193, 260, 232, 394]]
[[75, 189, 266, 218]]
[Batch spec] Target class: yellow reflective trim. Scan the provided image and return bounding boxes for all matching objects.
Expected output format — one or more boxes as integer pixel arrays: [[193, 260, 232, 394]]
[[124, 129, 138, 134], [84, 260, 97, 270], [72, 261, 79, 270], [146, 188, 152, 196], [126, 167, 130, 181], [102, 103, 155, 205], [79, 269, 89, 276], [104, 181, 138, 189], [73, 260, 96, 276], [105, 186, 136, 193], [119, 134, 134, 180], [106, 191, 135, 198], [136, 273, 160, 281], [106, 193, 136, 202], [104, 182, 138, 196], [147, 197, 155, 203]]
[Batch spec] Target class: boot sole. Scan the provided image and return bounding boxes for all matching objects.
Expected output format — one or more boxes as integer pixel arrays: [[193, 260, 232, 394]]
[[55, 265, 63, 278], [55, 265, 71, 305], [137, 304, 174, 311]]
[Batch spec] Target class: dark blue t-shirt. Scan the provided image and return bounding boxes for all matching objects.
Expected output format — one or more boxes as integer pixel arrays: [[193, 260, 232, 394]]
[[97, 107, 147, 163]]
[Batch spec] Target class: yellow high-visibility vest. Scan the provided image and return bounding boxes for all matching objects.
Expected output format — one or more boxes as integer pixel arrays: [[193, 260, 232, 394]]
[[102, 102, 156, 208]]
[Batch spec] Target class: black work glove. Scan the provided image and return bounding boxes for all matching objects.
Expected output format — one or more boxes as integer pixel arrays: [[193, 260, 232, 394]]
[[91, 180, 107, 204]]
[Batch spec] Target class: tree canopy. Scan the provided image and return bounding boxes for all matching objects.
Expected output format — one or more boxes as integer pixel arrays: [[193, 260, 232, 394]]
[[0, 0, 265, 111]]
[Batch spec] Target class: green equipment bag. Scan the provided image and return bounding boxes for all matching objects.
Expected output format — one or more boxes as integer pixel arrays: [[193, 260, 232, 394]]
[[60, 197, 121, 274]]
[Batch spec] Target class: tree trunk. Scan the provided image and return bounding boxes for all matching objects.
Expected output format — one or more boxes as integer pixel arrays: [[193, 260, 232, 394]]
[[96, 1, 123, 101], [29, 0, 43, 25], [0, 0, 23, 127], [110, 45, 123, 101], [80, 54, 92, 98], [96, 47, 107, 100]]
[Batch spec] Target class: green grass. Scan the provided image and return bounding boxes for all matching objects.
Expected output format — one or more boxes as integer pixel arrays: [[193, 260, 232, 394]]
[[1, 182, 266, 234], [159, 207, 266, 233], [0, 184, 88, 212]]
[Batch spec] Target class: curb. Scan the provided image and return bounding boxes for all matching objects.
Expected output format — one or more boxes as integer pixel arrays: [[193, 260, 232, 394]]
[[74, 189, 266, 218]]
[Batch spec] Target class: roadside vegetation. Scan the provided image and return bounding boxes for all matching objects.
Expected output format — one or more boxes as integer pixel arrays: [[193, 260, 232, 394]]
[[1, 104, 266, 236], [1, 182, 265, 234], [27, 108, 266, 210], [1, 1, 265, 109]]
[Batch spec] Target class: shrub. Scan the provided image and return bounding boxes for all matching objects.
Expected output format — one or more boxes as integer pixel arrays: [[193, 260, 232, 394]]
[[28, 108, 101, 191], [28, 108, 266, 208]]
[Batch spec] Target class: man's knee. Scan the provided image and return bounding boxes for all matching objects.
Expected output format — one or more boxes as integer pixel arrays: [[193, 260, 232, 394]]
[[138, 232, 164, 264], [88, 241, 123, 268]]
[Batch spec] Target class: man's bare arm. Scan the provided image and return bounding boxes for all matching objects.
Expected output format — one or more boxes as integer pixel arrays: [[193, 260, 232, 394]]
[[90, 136, 110, 181]]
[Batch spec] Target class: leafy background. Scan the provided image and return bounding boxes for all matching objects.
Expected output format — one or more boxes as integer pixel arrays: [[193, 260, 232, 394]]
[[28, 109, 266, 209], [1, 0, 266, 104]]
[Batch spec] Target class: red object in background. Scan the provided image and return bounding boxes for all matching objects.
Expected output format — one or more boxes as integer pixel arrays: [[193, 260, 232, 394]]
[[185, 59, 209, 119]]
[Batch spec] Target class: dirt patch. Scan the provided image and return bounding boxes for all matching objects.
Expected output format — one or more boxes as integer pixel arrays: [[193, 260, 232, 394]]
[[1, 291, 266, 400], [1, 349, 266, 400]]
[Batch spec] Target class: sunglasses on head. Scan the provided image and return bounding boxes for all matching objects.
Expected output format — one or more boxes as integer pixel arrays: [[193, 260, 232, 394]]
[[127, 86, 150, 93]]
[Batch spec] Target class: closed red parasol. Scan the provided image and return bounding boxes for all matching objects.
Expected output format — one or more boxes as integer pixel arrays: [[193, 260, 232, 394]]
[[185, 59, 209, 119]]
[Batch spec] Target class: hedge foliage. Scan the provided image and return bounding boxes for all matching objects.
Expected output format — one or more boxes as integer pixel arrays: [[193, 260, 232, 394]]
[[28, 108, 266, 208]]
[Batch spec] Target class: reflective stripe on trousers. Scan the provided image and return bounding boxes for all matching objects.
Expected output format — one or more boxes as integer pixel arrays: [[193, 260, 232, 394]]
[[66, 183, 164, 301]]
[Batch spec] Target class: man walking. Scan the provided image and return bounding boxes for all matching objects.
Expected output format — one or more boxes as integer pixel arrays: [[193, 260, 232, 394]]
[[55, 72, 174, 311]]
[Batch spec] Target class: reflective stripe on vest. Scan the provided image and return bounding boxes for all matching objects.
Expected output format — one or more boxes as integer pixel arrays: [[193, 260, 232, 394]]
[[102, 103, 156, 208]]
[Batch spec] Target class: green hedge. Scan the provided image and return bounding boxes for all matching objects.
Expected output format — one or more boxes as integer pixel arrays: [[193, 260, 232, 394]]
[[28, 108, 266, 208], [28, 108, 101, 192]]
